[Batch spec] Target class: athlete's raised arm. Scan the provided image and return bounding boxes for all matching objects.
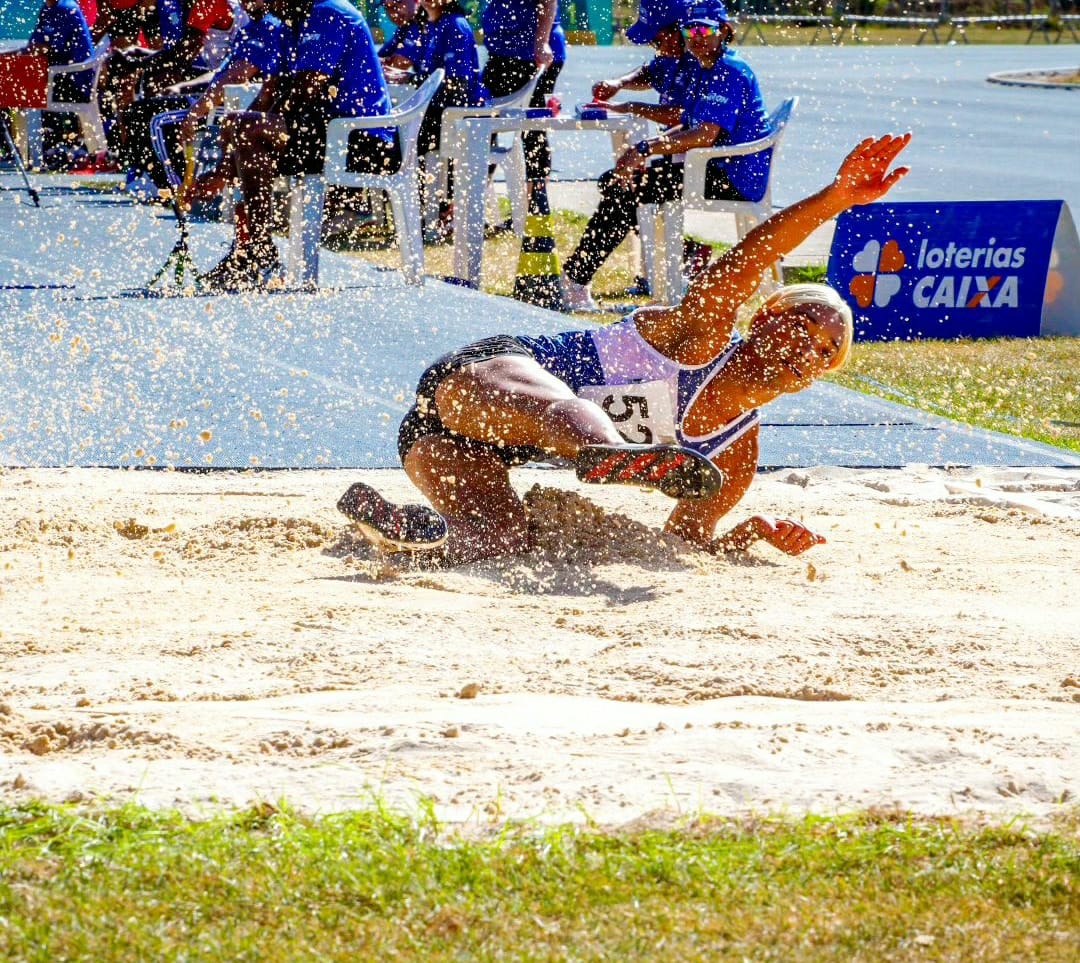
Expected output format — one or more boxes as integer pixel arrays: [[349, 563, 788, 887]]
[[659, 134, 911, 358]]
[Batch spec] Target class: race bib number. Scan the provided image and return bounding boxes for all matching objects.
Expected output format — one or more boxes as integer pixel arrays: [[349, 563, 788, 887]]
[[577, 381, 677, 445]]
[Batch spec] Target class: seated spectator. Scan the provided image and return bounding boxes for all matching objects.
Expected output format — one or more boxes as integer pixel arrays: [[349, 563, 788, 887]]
[[193, 0, 397, 292], [591, 0, 688, 125], [0, 0, 94, 166], [378, 0, 426, 72], [92, 0, 158, 50], [119, 0, 286, 196], [561, 1, 770, 311], [0, 0, 94, 103], [384, 0, 482, 240], [99, 0, 237, 152]]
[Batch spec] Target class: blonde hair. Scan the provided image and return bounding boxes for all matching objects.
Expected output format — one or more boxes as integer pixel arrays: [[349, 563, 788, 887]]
[[760, 283, 853, 372]]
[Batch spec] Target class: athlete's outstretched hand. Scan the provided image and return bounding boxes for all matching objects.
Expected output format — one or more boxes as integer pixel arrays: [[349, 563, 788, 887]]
[[832, 133, 911, 208], [748, 516, 826, 556]]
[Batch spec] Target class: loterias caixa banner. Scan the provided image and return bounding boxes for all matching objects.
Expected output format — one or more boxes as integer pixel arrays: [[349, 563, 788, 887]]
[[827, 200, 1080, 342]]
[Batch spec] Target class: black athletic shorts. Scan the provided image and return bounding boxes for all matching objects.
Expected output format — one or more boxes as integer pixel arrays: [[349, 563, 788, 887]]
[[278, 103, 403, 177], [397, 335, 546, 467]]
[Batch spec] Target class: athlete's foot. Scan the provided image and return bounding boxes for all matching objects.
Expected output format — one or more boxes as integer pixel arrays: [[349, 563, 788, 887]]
[[337, 482, 448, 553], [575, 443, 724, 500]]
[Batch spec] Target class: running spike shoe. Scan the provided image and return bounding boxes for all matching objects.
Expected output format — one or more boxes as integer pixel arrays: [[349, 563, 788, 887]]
[[336, 482, 448, 553], [574, 443, 723, 500]]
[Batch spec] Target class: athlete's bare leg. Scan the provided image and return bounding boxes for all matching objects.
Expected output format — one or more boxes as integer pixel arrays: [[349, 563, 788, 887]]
[[403, 434, 531, 564]]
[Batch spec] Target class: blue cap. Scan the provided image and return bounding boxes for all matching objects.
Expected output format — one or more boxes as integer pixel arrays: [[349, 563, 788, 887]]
[[683, 0, 733, 28], [626, 0, 690, 45]]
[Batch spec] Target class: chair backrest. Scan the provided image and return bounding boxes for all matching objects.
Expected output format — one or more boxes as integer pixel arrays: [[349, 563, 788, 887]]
[[681, 96, 798, 211], [323, 69, 444, 183], [767, 96, 797, 144], [47, 39, 109, 108], [484, 70, 542, 112], [387, 69, 445, 173]]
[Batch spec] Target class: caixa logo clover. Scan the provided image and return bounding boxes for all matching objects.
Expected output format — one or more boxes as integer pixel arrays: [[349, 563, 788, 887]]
[[848, 239, 906, 309]]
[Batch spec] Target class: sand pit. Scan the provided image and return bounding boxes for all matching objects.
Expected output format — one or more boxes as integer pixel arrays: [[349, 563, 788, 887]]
[[1, 465, 1077, 825]]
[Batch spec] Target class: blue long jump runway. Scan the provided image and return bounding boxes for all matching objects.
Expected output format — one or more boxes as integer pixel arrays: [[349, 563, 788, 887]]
[[1, 176, 1076, 470]]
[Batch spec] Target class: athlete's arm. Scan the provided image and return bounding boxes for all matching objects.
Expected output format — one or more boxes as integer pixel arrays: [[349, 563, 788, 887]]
[[667, 133, 912, 352], [664, 429, 825, 557], [663, 430, 758, 549]]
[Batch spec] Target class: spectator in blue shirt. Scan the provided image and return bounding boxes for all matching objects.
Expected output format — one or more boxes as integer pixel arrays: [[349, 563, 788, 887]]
[[480, 0, 561, 185], [590, 0, 688, 118], [561, 0, 770, 311], [197, 0, 397, 292], [116, 0, 289, 196], [383, 0, 481, 237], [0, 0, 93, 103], [378, 0, 426, 71]]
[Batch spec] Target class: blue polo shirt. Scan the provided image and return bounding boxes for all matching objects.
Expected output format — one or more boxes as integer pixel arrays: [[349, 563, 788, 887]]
[[643, 52, 700, 108], [380, 18, 425, 68], [29, 0, 92, 98], [215, 12, 286, 80], [680, 49, 770, 201], [158, 0, 185, 45], [417, 10, 482, 104], [482, 0, 564, 63], [549, 2, 566, 65], [291, 0, 392, 138]]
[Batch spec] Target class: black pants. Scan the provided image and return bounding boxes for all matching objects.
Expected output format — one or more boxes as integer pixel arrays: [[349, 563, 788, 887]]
[[277, 100, 402, 177], [480, 55, 562, 182], [563, 158, 746, 286], [117, 95, 192, 187]]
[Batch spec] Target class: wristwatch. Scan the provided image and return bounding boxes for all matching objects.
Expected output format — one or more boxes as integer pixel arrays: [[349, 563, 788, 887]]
[[634, 140, 651, 157]]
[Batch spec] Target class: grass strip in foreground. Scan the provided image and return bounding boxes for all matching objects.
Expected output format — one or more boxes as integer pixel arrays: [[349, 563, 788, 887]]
[[0, 803, 1076, 960]]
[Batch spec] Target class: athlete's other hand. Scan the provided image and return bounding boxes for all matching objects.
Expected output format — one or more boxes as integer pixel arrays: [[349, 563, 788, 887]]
[[832, 133, 911, 207], [750, 515, 826, 556]]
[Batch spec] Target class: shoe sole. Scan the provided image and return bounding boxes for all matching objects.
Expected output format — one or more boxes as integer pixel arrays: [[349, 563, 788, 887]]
[[337, 483, 448, 553], [575, 444, 723, 500]]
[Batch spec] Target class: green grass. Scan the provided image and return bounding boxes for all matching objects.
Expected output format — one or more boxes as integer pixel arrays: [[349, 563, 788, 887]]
[[0, 803, 1077, 960], [832, 337, 1080, 453]]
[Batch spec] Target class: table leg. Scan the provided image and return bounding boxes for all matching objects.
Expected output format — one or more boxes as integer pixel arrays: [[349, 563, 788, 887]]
[[450, 119, 488, 288]]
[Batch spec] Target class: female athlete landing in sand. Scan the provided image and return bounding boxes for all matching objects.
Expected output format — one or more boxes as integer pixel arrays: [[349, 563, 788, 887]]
[[339, 133, 912, 564]]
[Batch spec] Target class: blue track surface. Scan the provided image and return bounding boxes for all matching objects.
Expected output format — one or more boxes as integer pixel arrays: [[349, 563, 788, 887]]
[[1, 174, 1077, 469]]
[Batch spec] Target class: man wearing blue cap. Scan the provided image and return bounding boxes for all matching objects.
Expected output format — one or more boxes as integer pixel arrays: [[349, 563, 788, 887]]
[[563, 0, 770, 311]]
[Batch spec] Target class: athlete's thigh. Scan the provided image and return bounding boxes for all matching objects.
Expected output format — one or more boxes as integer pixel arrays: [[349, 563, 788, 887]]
[[434, 355, 577, 440]]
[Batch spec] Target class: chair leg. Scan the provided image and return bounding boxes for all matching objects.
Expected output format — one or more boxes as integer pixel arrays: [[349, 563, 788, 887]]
[[640, 202, 683, 305], [504, 140, 527, 236], [286, 174, 326, 289], [76, 106, 107, 154], [389, 186, 425, 286], [420, 151, 442, 229], [661, 203, 685, 304]]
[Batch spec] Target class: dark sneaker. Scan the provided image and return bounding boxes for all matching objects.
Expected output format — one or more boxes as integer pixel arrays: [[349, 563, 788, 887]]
[[337, 482, 448, 553], [575, 443, 724, 500], [198, 244, 283, 293], [624, 275, 651, 297]]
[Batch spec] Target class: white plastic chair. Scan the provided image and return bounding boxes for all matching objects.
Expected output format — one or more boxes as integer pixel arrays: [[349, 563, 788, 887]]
[[421, 70, 541, 236], [286, 69, 444, 288], [38, 39, 110, 156], [638, 97, 798, 304]]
